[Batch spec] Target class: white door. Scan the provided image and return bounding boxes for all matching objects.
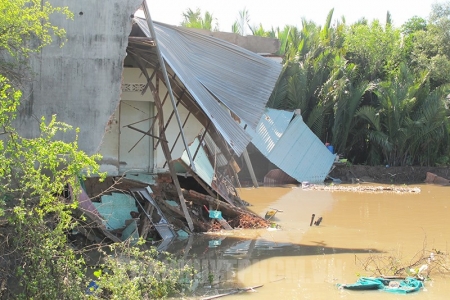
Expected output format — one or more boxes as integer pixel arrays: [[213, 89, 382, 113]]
[[119, 100, 154, 173]]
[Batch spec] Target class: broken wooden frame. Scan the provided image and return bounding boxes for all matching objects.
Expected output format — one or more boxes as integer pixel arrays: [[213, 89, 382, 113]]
[[126, 26, 247, 212]]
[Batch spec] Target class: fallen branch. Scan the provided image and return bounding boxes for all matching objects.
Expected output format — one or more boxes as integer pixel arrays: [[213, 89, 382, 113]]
[[201, 284, 263, 300]]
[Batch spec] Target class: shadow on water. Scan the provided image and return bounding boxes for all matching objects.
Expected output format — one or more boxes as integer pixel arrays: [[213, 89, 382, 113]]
[[161, 234, 382, 293], [165, 234, 381, 261]]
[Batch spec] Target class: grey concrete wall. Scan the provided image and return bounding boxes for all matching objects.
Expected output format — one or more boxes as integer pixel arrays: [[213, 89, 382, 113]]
[[183, 27, 280, 54], [16, 0, 142, 155]]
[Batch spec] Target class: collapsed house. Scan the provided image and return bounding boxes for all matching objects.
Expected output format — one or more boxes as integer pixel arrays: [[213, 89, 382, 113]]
[[74, 6, 282, 244], [17, 1, 335, 247]]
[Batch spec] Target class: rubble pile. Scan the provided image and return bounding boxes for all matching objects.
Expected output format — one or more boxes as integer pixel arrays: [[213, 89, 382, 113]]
[[75, 176, 269, 249], [228, 214, 270, 230]]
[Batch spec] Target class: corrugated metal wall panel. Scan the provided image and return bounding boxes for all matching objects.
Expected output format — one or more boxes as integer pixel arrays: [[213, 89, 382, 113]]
[[268, 115, 335, 183], [250, 108, 294, 156], [135, 18, 282, 156]]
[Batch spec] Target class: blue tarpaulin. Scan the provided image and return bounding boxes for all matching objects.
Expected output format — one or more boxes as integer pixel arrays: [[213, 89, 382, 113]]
[[339, 277, 424, 294]]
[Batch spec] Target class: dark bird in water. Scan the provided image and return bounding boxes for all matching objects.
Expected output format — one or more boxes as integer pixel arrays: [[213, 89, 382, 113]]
[[314, 217, 323, 226]]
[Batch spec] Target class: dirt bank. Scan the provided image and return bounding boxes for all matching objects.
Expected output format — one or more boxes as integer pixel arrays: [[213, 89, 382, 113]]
[[328, 165, 450, 185]]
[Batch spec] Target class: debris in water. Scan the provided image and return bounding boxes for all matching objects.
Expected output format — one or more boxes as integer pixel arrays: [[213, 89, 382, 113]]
[[314, 216, 323, 226], [227, 214, 270, 230], [306, 185, 420, 194], [201, 284, 264, 300], [310, 214, 315, 226], [264, 208, 283, 220]]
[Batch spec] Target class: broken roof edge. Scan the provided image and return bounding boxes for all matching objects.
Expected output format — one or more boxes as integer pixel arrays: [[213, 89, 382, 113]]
[[132, 18, 282, 125], [131, 17, 278, 155], [133, 10, 280, 54]]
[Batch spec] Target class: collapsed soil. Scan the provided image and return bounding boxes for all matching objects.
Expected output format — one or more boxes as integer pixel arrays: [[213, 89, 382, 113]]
[[328, 165, 450, 185]]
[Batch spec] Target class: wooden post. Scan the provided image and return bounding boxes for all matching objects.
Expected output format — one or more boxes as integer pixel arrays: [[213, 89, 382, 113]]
[[242, 148, 259, 188], [142, 1, 196, 172], [151, 81, 195, 232], [128, 54, 194, 232]]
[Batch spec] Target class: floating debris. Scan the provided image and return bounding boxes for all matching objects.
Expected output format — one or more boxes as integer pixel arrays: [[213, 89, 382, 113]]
[[314, 216, 323, 226], [310, 214, 315, 226], [303, 185, 421, 194], [264, 208, 283, 220]]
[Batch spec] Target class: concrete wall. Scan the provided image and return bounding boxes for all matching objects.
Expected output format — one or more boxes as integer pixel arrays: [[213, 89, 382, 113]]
[[98, 67, 204, 175], [16, 0, 142, 157], [181, 28, 280, 54]]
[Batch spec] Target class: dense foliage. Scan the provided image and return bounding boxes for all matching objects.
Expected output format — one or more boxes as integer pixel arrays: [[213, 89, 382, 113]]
[[267, 6, 450, 166], [183, 4, 450, 166], [0, 1, 193, 298]]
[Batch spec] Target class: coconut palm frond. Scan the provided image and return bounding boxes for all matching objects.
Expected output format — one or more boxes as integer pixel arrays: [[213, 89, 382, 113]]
[[356, 105, 381, 131], [305, 105, 325, 137]]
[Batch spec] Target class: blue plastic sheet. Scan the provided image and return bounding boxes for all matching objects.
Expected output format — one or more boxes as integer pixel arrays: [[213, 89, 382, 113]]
[[339, 277, 423, 294]]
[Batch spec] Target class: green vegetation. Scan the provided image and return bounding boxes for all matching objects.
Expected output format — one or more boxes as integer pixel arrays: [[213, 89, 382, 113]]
[[0, 0, 193, 298], [183, 3, 450, 166], [181, 8, 218, 31], [1, 0, 450, 298], [88, 244, 193, 299]]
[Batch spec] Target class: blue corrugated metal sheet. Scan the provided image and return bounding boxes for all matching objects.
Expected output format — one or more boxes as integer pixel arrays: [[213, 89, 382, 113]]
[[134, 18, 282, 155], [250, 108, 294, 156], [250, 109, 335, 183]]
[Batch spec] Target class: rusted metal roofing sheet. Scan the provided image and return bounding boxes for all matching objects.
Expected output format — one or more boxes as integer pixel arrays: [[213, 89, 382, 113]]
[[250, 109, 335, 183], [134, 18, 282, 155]]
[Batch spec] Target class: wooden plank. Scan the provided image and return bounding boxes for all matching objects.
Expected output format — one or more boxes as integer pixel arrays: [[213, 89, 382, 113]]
[[129, 52, 195, 232]]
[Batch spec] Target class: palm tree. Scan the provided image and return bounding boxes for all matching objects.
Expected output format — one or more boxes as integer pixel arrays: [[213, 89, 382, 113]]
[[268, 9, 348, 140], [181, 8, 218, 31], [232, 8, 250, 35], [357, 64, 449, 166]]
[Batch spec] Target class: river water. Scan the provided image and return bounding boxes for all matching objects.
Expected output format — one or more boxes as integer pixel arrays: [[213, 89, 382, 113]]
[[174, 184, 450, 300]]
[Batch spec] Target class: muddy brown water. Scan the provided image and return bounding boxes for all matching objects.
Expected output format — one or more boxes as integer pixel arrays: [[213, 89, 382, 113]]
[[174, 184, 449, 300]]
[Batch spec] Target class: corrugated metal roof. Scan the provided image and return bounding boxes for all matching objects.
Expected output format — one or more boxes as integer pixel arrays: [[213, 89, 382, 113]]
[[134, 18, 282, 155], [203, 131, 228, 168], [250, 109, 335, 183]]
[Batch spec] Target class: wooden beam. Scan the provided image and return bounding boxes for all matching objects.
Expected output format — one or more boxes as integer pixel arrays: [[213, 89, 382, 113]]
[[154, 94, 183, 149], [129, 52, 195, 231], [156, 72, 235, 161], [142, 2, 196, 171], [163, 111, 191, 168], [126, 125, 167, 142], [193, 123, 209, 161]]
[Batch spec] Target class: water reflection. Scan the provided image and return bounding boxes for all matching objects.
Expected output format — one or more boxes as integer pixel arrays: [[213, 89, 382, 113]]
[[168, 185, 450, 299]]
